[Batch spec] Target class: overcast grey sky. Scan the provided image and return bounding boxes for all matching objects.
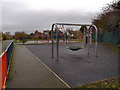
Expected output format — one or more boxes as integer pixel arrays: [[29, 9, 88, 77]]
[[1, 0, 114, 34]]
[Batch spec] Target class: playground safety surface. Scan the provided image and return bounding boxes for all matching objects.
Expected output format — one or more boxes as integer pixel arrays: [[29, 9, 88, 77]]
[[25, 44, 118, 87]]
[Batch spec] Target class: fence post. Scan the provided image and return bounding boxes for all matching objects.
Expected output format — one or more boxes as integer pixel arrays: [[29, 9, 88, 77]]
[[0, 55, 2, 90]]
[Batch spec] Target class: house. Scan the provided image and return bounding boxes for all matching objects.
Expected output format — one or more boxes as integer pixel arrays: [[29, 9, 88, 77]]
[[41, 30, 49, 39], [34, 30, 41, 39], [33, 29, 66, 40]]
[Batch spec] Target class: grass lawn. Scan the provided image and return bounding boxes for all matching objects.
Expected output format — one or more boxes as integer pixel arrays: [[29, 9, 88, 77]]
[[76, 76, 119, 88], [99, 42, 119, 54], [24, 43, 49, 45], [27, 39, 42, 41], [14, 40, 23, 43]]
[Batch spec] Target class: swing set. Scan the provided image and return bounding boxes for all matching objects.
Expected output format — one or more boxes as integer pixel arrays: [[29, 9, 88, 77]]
[[51, 23, 98, 61]]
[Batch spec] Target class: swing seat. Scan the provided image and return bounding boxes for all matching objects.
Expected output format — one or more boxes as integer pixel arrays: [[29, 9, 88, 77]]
[[66, 46, 83, 51]]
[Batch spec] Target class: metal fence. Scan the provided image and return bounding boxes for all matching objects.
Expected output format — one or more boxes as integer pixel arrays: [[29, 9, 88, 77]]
[[92, 31, 119, 45], [0, 40, 14, 89], [0, 51, 7, 89], [5, 41, 14, 74]]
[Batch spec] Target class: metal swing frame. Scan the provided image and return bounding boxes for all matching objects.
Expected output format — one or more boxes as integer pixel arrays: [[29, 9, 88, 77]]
[[51, 23, 98, 62]]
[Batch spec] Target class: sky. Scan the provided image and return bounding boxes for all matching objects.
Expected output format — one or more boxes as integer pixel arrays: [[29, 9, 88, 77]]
[[0, 0, 114, 34]]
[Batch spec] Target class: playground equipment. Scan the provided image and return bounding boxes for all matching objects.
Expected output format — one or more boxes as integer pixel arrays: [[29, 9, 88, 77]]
[[64, 26, 85, 51], [66, 46, 84, 51], [51, 23, 98, 61]]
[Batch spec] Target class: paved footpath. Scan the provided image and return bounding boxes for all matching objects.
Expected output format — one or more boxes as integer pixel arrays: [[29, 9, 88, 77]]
[[6, 45, 68, 88]]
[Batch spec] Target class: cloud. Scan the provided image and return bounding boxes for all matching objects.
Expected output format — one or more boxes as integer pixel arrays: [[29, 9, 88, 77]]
[[2, 2, 97, 34]]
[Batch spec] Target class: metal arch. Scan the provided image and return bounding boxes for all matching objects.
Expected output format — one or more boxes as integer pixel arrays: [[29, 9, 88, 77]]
[[55, 24, 59, 62], [89, 24, 98, 57], [55, 23, 91, 26], [51, 24, 55, 58], [51, 23, 98, 61]]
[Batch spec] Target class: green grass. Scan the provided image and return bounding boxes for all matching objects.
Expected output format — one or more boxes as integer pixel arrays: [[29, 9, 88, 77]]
[[71, 39, 84, 42], [27, 39, 42, 41], [76, 76, 119, 88], [98, 42, 119, 54], [14, 40, 23, 43], [24, 43, 49, 45]]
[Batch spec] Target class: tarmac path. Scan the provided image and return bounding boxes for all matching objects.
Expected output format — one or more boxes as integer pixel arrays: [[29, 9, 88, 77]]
[[6, 45, 68, 88]]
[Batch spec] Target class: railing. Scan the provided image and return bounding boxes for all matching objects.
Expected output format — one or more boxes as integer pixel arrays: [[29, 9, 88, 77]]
[[0, 40, 14, 89], [0, 51, 7, 89], [5, 41, 14, 74]]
